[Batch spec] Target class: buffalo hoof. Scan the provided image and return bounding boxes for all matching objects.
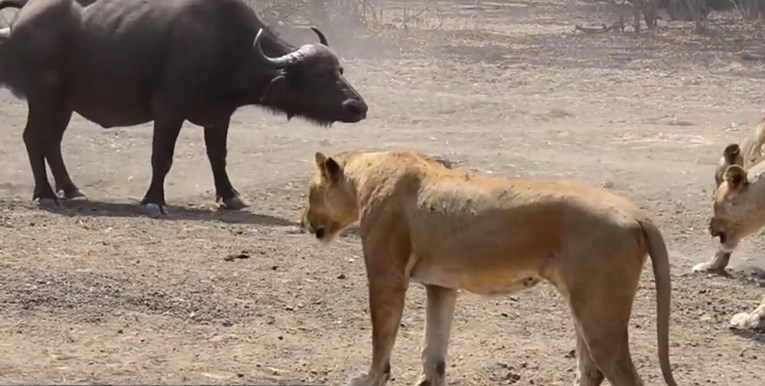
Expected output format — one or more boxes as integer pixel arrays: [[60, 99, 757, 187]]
[[692, 261, 730, 277], [143, 203, 170, 218], [416, 378, 433, 386], [62, 189, 87, 200], [218, 196, 249, 210], [34, 197, 61, 209]]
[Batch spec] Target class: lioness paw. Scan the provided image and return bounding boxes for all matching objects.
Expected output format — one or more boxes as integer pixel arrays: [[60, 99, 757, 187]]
[[347, 371, 372, 386], [729, 303, 765, 331], [691, 261, 729, 276]]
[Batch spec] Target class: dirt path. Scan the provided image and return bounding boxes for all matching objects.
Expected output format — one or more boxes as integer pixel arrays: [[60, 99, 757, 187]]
[[1, 1, 764, 385]]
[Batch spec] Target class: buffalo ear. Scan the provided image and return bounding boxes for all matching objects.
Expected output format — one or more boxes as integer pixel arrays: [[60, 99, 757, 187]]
[[723, 143, 742, 165], [724, 165, 748, 190], [315, 152, 342, 183]]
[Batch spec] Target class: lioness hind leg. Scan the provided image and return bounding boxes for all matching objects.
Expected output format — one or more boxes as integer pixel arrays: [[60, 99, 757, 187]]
[[573, 310, 642, 386], [573, 328, 605, 386], [565, 248, 644, 386], [570, 278, 643, 386], [417, 285, 458, 386]]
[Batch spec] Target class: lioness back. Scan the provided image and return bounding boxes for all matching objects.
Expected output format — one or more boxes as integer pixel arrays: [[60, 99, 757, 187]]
[[342, 151, 652, 275]]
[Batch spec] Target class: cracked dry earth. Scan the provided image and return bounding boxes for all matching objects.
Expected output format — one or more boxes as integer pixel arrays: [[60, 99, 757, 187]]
[[1, 1, 765, 385]]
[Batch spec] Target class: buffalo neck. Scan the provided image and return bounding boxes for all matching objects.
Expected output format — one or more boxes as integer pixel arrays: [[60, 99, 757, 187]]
[[236, 31, 296, 106]]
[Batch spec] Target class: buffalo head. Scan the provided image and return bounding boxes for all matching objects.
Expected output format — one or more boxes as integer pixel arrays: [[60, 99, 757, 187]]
[[254, 28, 367, 125]]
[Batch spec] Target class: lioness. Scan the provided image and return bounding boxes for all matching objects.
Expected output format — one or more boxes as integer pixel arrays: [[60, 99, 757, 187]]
[[302, 149, 677, 386], [697, 118, 765, 275]]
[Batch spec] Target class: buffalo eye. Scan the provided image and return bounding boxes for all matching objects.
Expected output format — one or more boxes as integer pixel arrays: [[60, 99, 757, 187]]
[[339, 67, 345, 75]]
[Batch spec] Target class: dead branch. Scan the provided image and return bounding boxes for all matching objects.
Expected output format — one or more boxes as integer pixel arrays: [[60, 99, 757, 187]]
[[739, 52, 765, 62], [574, 21, 624, 34]]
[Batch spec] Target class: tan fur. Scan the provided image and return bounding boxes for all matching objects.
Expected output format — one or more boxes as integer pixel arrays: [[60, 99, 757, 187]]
[[303, 149, 677, 386], [699, 118, 765, 275]]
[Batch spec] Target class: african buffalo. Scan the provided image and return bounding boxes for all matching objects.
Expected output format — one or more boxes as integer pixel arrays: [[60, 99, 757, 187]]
[[0, 0, 368, 217]]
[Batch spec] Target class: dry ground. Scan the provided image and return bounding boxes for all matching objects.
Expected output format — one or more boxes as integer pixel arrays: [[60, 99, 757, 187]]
[[2, 0, 765, 385]]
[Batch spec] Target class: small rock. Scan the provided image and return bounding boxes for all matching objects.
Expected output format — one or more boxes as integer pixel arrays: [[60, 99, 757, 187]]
[[223, 253, 250, 262], [337, 273, 347, 280], [505, 371, 521, 384]]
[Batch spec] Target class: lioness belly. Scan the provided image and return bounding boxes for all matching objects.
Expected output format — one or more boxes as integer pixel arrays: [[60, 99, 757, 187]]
[[410, 263, 541, 296]]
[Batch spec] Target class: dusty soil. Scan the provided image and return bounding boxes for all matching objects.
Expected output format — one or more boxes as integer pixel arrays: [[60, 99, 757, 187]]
[[1, 1, 765, 385]]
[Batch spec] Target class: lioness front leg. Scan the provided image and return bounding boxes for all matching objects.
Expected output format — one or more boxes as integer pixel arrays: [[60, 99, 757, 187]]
[[692, 250, 731, 276], [417, 285, 458, 386], [348, 268, 409, 386]]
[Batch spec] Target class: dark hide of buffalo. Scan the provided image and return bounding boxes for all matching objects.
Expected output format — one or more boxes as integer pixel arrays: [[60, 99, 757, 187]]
[[0, 0, 368, 216]]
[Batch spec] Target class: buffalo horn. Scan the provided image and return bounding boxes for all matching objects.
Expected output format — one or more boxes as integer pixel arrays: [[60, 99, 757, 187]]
[[0, 27, 10, 39], [310, 26, 329, 46], [253, 28, 306, 69]]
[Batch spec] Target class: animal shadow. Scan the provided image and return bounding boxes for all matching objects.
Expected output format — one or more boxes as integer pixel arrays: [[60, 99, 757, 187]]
[[729, 328, 765, 344], [35, 198, 298, 227]]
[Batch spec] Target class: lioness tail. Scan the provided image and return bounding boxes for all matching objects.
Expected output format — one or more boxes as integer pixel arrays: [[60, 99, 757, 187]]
[[639, 218, 678, 386]]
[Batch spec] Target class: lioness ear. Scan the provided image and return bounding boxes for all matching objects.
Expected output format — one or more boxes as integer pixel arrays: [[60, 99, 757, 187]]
[[724, 165, 748, 190], [315, 152, 341, 183], [723, 143, 741, 165], [323, 157, 342, 184]]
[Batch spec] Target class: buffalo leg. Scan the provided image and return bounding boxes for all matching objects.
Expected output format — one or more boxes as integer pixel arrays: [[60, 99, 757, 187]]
[[204, 125, 248, 210], [140, 115, 184, 217], [685, 0, 704, 33], [23, 99, 62, 206], [44, 109, 84, 199]]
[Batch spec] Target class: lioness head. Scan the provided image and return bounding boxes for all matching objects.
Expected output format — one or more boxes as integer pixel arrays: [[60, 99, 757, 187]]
[[714, 143, 743, 187], [301, 152, 359, 243], [709, 164, 762, 252]]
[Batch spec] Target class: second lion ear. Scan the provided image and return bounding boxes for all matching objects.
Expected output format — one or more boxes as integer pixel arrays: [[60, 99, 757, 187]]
[[723, 143, 742, 165], [724, 165, 748, 191], [315, 152, 327, 167]]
